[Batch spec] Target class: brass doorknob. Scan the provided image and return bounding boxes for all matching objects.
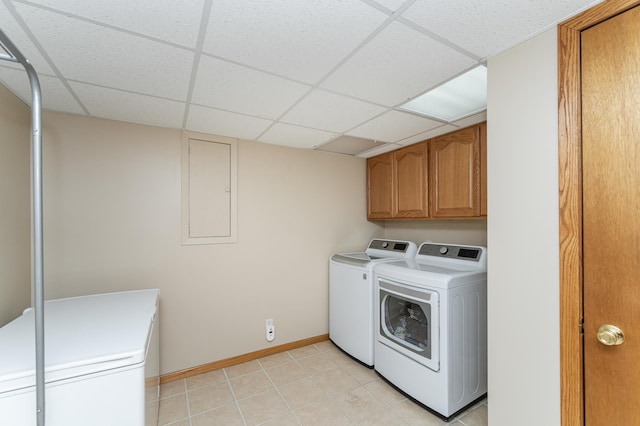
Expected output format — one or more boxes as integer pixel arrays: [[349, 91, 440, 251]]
[[597, 324, 625, 346]]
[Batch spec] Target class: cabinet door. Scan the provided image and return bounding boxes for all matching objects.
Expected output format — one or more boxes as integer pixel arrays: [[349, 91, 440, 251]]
[[393, 142, 428, 218], [367, 152, 393, 219], [429, 126, 481, 218], [480, 122, 487, 216]]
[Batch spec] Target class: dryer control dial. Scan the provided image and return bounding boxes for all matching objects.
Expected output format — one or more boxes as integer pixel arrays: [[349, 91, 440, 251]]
[[439, 246, 449, 255]]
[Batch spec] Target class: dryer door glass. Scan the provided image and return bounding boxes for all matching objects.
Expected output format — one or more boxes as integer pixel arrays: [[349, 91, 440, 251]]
[[383, 294, 431, 357], [378, 279, 439, 371]]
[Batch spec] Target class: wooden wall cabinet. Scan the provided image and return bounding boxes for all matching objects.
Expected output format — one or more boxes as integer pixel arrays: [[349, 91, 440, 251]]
[[367, 152, 394, 219], [429, 125, 481, 218], [393, 142, 428, 218], [367, 122, 486, 221], [366, 143, 428, 219]]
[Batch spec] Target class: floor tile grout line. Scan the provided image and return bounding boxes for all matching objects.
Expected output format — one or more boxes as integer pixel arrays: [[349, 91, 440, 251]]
[[183, 371, 227, 393], [455, 399, 488, 426], [158, 377, 187, 401], [289, 347, 376, 425], [183, 383, 194, 426], [276, 345, 367, 424], [262, 349, 305, 425], [158, 378, 190, 426], [337, 376, 394, 425], [257, 350, 296, 372], [222, 367, 249, 426]]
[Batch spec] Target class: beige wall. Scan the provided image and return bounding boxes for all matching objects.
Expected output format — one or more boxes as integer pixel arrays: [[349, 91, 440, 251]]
[[40, 112, 382, 374], [384, 219, 487, 247], [487, 29, 560, 425], [0, 84, 31, 326]]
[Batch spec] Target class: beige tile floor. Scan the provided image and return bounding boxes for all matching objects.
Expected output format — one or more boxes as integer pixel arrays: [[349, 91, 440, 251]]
[[156, 340, 488, 426]]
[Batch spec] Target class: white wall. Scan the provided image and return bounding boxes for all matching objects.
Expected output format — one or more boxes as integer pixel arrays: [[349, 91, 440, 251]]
[[487, 29, 560, 425], [0, 84, 31, 326], [40, 112, 382, 374]]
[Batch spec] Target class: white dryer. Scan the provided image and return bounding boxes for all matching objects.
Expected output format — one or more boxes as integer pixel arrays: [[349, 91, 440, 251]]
[[374, 243, 487, 420], [329, 239, 417, 366]]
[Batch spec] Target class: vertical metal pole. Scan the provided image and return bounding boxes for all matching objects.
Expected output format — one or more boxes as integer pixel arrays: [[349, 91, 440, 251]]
[[27, 63, 45, 426], [0, 29, 45, 426]]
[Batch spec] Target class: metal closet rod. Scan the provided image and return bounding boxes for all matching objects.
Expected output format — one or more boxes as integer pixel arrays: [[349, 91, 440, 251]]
[[0, 28, 45, 426]]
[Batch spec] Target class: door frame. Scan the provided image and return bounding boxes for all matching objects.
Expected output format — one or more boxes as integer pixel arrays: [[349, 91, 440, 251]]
[[558, 1, 640, 425]]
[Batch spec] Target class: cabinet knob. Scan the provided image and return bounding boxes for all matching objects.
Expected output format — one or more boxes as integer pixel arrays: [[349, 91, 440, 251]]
[[597, 324, 625, 346]]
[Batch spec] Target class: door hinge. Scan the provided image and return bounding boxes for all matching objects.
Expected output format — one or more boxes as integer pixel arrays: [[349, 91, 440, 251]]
[[579, 317, 584, 334]]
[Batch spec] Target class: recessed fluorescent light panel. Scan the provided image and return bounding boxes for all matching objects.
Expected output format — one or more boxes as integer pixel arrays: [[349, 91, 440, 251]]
[[400, 65, 487, 122]]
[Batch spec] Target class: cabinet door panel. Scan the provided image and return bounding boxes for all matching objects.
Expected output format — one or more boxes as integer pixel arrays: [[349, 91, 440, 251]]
[[367, 153, 393, 219], [480, 122, 487, 216], [394, 143, 428, 218], [430, 126, 481, 217]]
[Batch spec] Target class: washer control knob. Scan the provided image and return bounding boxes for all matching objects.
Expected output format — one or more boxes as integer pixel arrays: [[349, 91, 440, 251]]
[[439, 246, 448, 255], [382, 242, 389, 248]]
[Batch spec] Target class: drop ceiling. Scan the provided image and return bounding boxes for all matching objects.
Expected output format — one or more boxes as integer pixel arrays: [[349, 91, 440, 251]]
[[0, 0, 601, 157]]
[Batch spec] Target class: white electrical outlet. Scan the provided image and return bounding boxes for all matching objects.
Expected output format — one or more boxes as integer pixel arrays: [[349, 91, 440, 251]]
[[266, 319, 275, 342]]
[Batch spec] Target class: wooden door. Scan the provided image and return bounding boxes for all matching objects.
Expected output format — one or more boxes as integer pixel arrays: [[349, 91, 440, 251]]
[[581, 5, 640, 423], [393, 142, 428, 218], [367, 152, 393, 219], [429, 125, 480, 218]]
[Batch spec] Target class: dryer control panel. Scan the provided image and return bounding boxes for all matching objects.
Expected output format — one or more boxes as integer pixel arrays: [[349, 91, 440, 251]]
[[418, 243, 483, 262]]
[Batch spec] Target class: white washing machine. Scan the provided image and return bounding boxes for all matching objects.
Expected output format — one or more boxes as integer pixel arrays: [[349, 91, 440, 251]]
[[329, 239, 417, 366], [0, 289, 160, 426], [374, 243, 487, 420]]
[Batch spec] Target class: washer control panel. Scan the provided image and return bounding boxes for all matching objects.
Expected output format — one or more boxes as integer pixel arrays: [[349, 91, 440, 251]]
[[368, 239, 410, 253]]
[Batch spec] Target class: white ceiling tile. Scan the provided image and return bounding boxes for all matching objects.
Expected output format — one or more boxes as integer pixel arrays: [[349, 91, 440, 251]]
[[402, 0, 603, 58], [14, 3, 194, 101], [0, 3, 55, 75], [315, 135, 387, 156], [281, 90, 387, 133], [450, 110, 488, 128], [348, 110, 442, 143], [27, 0, 205, 48], [0, 66, 85, 114], [202, 0, 387, 84], [371, 0, 409, 12], [258, 123, 336, 149], [391, 110, 488, 146], [187, 105, 273, 140], [191, 55, 310, 120], [322, 21, 478, 107], [356, 143, 402, 158], [394, 124, 459, 146], [70, 82, 185, 129]]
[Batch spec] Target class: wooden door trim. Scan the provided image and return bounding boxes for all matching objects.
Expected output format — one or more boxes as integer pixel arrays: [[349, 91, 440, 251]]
[[558, 1, 640, 425]]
